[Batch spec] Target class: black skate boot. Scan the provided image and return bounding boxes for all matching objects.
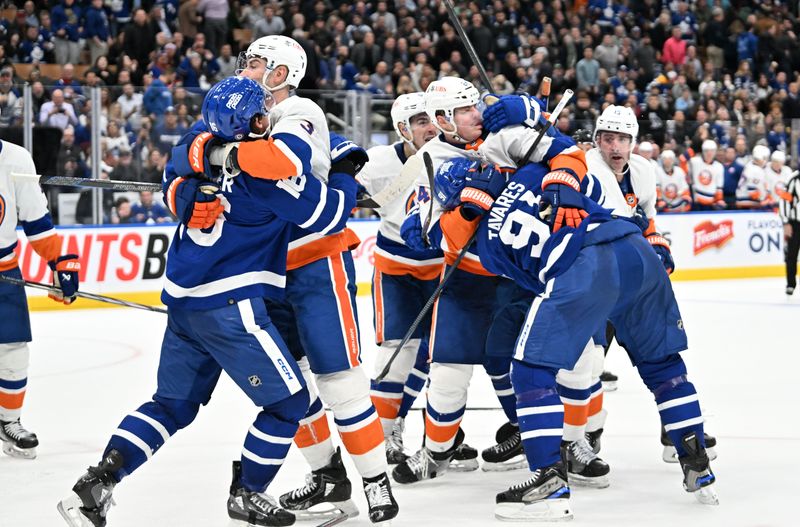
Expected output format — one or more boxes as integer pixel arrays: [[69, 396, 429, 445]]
[[228, 461, 295, 526], [585, 427, 604, 454], [279, 447, 358, 520], [449, 438, 479, 472], [392, 428, 467, 484], [0, 418, 39, 459], [661, 426, 717, 463], [561, 438, 610, 488], [363, 472, 399, 524], [481, 423, 526, 472], [385, 417, 408, 464], [599, 370, 618, 391], [495, 458, 572, 521], [678, 432, 718, 505], [57, 450, 123, 527]]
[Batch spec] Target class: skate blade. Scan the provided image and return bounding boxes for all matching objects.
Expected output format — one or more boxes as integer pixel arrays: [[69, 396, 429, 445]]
[[568, 473, 610, 489], [494, 498, 573, 522], [448, 458, 479, 472], [293, 499, 359, 521], [481, 455, 527, 472], [663, 445, 717, 464], [57, 494, 93, 527], [2, 441, 37, 459], [692, 484, 719, 506]]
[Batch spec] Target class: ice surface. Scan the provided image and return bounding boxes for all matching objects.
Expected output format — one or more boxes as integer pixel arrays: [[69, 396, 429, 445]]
[[1, 278, 798, 526]]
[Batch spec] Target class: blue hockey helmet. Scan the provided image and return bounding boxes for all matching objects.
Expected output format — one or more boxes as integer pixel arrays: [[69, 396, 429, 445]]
[[202, 76, 274, 141], [433, 157, 480, 210]]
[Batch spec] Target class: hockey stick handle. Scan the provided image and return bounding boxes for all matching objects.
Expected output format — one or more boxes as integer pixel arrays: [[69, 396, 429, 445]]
[[421, 152, 435, 247], [374, 228, 479, 383], [0, 274, 168, 314], [541, 77, 552, 111], [12, 172, 163, 193], [442, 0, 492, 92], [521, 89, 574, 165]]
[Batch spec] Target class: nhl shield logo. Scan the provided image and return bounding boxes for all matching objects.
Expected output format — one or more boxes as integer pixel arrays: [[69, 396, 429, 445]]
[[248, 375, 262, 387], [677, 319, 684, 330]]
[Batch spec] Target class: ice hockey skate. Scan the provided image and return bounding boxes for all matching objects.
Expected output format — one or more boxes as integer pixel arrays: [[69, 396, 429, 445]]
[[585, 427, 603, 454], [561, 438, 610, 488], [228, 461, 295, 527], [599, 370, 618, 391], [481, 423, 526, 472], [363, 472, 399, 524], [449, 440, 480, 472], [661, 426, 717, 463], [385, 417, 408, 464], [0, 418, 38, 459], [677, 432, 719, 505], [278, 447, 358, 521], [392, 428, 468, 484], [57, 450, 123, 527], [494, 459, 573, 522]]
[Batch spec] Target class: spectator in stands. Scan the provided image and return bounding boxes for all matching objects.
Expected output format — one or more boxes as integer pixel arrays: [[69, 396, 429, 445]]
[[17, 24, 47, 64], [111, 197, 134, 224], [576, 47, 600, 95], [737, 18, 759, 70], [467, 13, 493, 66], [371, 1, 398, 34], [123, 9, 155, 68], [252, 4, 285, 39], [369, 61, 393, 95], [39, 88, 78, 131], [150, 106, 187, 154], [197, 0, 229, 56], [352, 30, 381, 73], [110, 146, 139, 182], [594, 33, 620, 74], [56, 126, 87, 179], [722, 146, 745, 209], [140, 148, 167, 184], [662, 26, 687, 68], [143, 69, 174, 121], [117, 82, 143, 131], [55, 63, 83, 96], [217, 44, 236, 78], [51, 0, 82, 65], [177, 51, 219, 94], [178, 0, 202, 40], [131, 191, 172, 224], [84, 0, 112, 65], [102, 120, 131, 156]]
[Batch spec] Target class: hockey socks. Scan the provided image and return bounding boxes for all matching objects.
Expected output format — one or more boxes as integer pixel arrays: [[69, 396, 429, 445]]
[[240, 409, 299, 492], [485, 355, 518, 426], [511, 360, 564, 470], [398, 343, 430, 419], [638, 355, 704, 457], [294, 396, 335, 471]]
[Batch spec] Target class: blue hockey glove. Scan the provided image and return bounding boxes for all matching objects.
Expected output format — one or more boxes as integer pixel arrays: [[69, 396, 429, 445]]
[[400, 210, 426, 250], [482, 94, 543, 134], [459, 164, 508, 220], [629, 204, 650, 233], [165, 176, 224, 229], [647, 234, 675, 274], [539, 171, 588, 232], [433, 157, 476, 210], [330, 132, 369, 175], [48, 254, 80, 304]]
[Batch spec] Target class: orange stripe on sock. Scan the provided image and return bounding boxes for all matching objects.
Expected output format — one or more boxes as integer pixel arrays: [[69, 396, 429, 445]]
[[588, 392, 604, 417], [339, 417, 384, 456], [563, 402, 589, 426], [425, 415, 462, 444], [371, 395, 401, 421], [373, 268, 385, 344], [329, 254, 361, 367], [294, 415, 332, 448], [0, 390, 25, 411]]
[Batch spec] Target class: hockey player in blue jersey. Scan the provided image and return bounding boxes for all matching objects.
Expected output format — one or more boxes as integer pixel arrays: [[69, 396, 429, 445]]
[[57, 76, 360, 527], [434, 157, 718, 521]]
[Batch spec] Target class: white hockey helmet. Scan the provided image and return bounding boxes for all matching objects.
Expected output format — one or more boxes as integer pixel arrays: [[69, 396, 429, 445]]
[[770, 150, 786, 164], [593, 105, 639, 144], [241, 35, 307, 92], [392, 92, 427, 143], [702, 139, 718, 152], [752, 144, 770, 161], [424, 77, 480, 136]]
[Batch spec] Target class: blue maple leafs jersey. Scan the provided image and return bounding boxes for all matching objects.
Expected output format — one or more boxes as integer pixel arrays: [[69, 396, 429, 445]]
[[476, 164, 640, 295]]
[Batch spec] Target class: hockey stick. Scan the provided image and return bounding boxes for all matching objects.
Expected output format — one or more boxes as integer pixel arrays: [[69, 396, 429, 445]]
[[374, 91, 575, 383], [442, 0, 492, 91], [356, 154, 423, 209], [421, 152, 435, 246], [11, 172, 162, 193], [0, 274, 168, 314], [540, 77, 552, 112]]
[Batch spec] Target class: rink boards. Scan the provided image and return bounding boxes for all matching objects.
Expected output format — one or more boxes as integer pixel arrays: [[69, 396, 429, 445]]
[[14, 211, 786, 311]]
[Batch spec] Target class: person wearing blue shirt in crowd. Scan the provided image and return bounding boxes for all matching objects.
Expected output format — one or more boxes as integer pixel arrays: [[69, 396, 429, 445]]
[[723, 146, 744, 209], [83, 0, 111, 65], [130, 191, 172, 224], [143, 69, 174, 120], [50, 0, 82, 65]]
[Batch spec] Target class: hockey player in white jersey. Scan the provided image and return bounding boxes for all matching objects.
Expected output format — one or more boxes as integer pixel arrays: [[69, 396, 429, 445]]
[[360, 93, 443, 464], [689, 140, 726, 210], [763, 150, 792, 209], [176, 36, 398, 523], [736, 145, 770, 209], [0, 140, 80, 459], [656, 150, 692, 213]]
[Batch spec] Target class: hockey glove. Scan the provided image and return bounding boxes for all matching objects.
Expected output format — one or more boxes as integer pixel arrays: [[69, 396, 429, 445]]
[[330, 132, 369, 175], [539, 170, 588, 232], [185, 132, 225, 175], [647, 234, 674, 274], [48, 254, 80, 304], [629, 204, 650, 233], [165, 176, 224, 229], [400, 210, 427, 251], [481, 94, 543, 134], [459, 165, 508, 220]]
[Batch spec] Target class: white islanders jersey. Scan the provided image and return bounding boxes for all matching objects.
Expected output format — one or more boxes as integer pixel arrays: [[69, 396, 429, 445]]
[[585, 148, 658, 221]]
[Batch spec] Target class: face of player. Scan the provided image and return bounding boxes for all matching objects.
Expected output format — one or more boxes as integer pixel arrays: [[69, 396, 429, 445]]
[[450, 105, 483, 143], [662, 156, 675, 171], [597, 131, 633, 173], [770, 160, 784, 172], [702, 149, 716, 163], [241, 56, 288, 101], [408, 113, 437, 150]]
